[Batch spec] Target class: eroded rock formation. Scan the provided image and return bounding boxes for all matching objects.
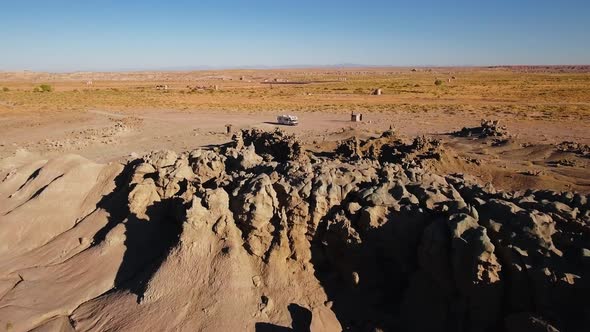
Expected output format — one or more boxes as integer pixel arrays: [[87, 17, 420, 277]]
[[0, 129, 588, 331]]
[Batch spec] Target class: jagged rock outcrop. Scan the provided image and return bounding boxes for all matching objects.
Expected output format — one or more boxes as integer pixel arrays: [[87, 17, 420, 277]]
[[0, 129, 588, 331], [557, 141, 590, 158], [235, 128, 304, 162], [335, 130, 444, 168], [453, 119, 510, 139]]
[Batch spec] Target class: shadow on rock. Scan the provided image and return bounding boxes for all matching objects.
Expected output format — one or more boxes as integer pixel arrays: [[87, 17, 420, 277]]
[[255, 304, 312, 332], [310, 206, 416, 331], [92, 160, 185, 303]]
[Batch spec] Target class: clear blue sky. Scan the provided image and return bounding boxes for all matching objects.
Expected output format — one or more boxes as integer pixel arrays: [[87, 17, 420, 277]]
[[1, 0, 589, 71]]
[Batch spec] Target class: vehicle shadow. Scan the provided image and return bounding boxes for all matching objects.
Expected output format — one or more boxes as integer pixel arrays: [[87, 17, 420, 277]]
[[263, 121, 292, 126]]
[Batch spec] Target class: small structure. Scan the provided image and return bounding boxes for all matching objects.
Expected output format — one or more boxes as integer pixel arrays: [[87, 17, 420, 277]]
[[225, 124, 233, 134], [277, 115, 299, 126], [372, 88, 382, 96], [351, 112, 363, 122], [156, 84, 168, 90]]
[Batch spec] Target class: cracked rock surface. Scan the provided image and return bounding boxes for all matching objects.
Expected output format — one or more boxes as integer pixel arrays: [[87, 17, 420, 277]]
[[0, 129, 588, 331]]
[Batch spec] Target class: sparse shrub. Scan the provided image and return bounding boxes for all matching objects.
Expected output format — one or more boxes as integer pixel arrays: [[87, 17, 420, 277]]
[[2, 87, 9, 92], [34, 84, 53, 92], [40, 84, 53, 92], [434, 79, 443, 86]]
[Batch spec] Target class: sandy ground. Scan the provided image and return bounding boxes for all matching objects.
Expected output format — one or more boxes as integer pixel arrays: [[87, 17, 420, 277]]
[[2, 108, 589, 159], [1, 108, 588, 193]]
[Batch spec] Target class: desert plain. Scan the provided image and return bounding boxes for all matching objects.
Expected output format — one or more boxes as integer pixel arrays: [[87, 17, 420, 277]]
[[0, 66, 589, 331]]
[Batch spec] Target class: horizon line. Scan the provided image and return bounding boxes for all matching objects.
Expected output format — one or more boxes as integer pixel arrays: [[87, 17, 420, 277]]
[[1, 63, 590, 74]]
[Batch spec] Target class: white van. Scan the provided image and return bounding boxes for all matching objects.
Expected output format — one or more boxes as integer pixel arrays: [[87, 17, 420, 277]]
[[277, 115, 299, 126]]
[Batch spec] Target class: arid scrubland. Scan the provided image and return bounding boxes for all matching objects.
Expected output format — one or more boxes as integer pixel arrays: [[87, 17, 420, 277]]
[[1, 68, 589, 116]]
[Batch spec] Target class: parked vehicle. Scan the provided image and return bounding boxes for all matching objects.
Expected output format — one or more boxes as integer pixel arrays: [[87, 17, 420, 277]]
[[277, 114, 299, 126]]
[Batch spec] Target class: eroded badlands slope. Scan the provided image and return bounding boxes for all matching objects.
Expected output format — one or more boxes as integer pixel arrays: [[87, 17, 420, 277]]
[[0, 129, 588, 332]]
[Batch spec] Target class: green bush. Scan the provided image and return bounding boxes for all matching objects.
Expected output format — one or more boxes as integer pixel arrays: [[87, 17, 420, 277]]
[[35, 84, 53, 92], [2, 87, 9, 92], [434, 79, 443, 86]]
